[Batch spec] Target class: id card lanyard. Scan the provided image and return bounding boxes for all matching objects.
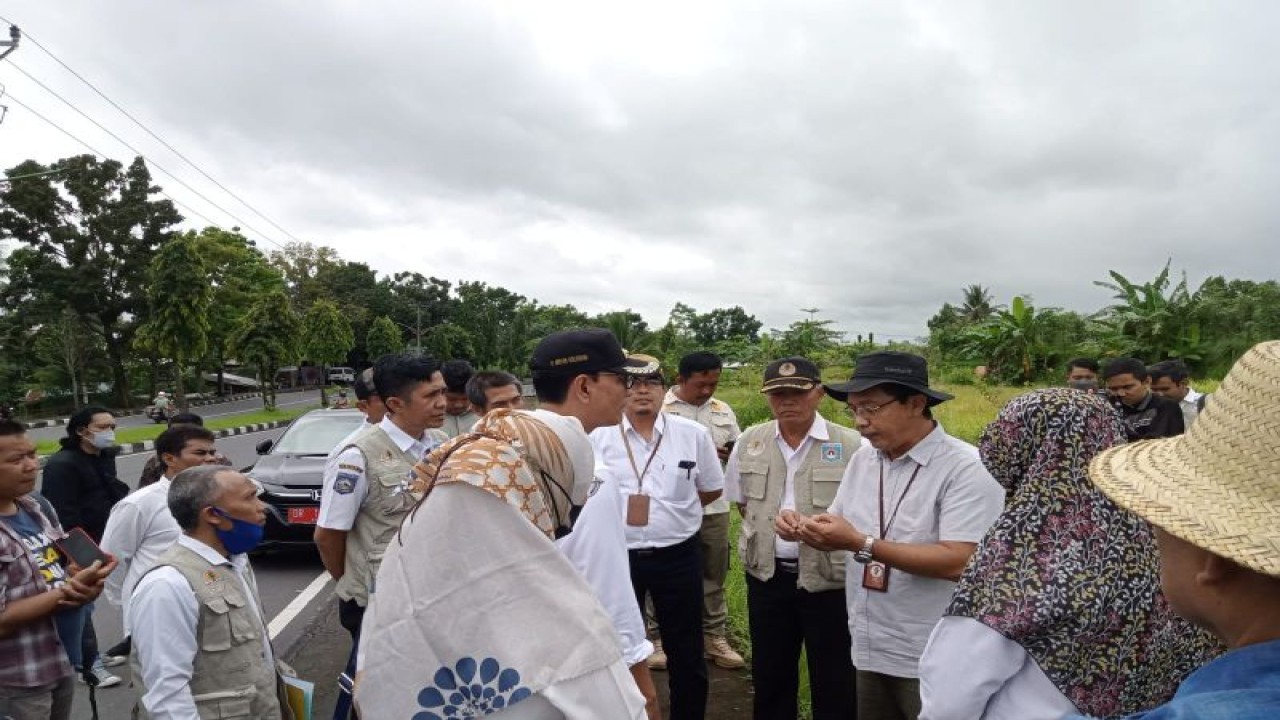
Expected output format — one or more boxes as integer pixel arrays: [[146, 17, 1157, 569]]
[[621, 424, 664, 526], [863, 459, 922, 592]]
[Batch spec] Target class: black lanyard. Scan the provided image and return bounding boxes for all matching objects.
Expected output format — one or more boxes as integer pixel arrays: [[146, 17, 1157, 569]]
[[878, 459, 922, 539]]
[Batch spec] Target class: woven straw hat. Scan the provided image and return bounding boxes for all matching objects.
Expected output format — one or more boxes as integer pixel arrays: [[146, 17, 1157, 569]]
[[1089, 340, 1280, 577]]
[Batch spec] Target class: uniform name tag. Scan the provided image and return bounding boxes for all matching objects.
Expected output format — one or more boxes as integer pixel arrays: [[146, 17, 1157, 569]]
[[862, 561, 889, 592]]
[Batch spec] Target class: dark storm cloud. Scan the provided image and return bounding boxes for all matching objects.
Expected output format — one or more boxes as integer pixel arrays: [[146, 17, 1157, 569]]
[[3, 0, 1278, 339]]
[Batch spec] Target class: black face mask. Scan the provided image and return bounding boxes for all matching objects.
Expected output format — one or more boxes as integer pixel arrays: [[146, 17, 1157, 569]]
[[539, 469, 582, 539]]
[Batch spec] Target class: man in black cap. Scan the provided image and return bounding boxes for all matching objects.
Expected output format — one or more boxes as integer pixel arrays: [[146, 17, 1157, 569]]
[[797, 352, 1003, 720], [528, 329, 662, 720], [725, 356, 860, 720]]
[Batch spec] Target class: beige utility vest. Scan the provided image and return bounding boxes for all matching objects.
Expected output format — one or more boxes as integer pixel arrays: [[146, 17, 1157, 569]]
[[132, 543, 289, 720], [736, 419, 861, 592], [335, 424, 445, 606]]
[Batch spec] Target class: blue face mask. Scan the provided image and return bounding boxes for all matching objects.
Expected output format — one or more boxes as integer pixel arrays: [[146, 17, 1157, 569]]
[[210, 508, 265, 554]]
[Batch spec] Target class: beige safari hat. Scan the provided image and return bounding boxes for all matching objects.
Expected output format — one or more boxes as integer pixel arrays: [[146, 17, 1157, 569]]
[[1088, 340, 1280, 577]]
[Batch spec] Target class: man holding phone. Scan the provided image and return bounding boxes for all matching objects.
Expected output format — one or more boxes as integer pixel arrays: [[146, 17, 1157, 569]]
[[0, 418, 115, 720]]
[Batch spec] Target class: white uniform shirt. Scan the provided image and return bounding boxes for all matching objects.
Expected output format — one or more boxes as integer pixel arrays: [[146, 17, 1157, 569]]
[[1180, 388, 1203, 428], [590, 413, 724, 550], [317, 417, 440, 531], [537, 409, 654, 667], [723, 414, 830, 560], [919, 616, 1077, 720], [827, 423, 1004, 678], [662, 389, 741, 515], [100, 476, 183, 631], [129, 535, 272, 720]]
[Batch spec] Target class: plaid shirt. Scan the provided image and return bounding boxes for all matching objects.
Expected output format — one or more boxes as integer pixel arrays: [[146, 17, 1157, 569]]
[[0, 495, 73, 688]]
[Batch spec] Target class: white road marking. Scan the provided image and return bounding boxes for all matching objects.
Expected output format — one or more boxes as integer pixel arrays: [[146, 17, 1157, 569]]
[[268, 571, 333, 639]]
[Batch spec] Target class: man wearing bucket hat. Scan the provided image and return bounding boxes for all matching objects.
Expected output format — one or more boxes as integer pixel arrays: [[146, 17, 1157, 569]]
[[797, 351, 1004, 720], [1071, 340, 1280, 718]]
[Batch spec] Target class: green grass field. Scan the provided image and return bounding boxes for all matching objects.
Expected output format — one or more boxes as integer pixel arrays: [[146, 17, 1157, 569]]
[[713, 378, 1041, 717], [35, 404, 318, 456]]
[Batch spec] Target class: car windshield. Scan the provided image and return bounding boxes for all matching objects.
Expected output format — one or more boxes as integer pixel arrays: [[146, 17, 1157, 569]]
[[271, 412, 365, 455]]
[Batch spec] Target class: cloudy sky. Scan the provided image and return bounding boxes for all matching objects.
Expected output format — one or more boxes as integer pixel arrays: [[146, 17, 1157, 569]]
[[1, 1, 1277, 340]]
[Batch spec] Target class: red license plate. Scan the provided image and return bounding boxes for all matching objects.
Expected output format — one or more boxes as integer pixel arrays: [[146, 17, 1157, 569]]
[[287, 506, 320, 525]]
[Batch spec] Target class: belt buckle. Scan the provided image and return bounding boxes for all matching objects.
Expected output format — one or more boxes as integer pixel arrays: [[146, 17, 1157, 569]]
[[777, 559, 799, 573]]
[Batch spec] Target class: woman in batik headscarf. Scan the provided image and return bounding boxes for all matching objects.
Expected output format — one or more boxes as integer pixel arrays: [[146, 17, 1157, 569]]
[[354, 409, 647, 720], [918, 388, 1219, 720]]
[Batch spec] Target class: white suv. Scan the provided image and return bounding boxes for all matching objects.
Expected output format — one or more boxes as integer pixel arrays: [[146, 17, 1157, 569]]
[[327, 366, 355, 385]]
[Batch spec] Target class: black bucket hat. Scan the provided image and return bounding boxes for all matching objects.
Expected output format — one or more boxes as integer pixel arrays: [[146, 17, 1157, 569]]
[[823, 351, 953, 406]]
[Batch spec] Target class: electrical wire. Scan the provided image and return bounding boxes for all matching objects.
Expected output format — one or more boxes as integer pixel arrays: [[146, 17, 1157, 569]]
[[4, 92, 242, 233], [0, 15, 304, 246]]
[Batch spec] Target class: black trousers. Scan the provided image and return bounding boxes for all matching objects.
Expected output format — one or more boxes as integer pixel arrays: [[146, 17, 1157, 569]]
[[747, 564, 856, 720], [629, 535, 708, 720], [335, 599, 365, 720]]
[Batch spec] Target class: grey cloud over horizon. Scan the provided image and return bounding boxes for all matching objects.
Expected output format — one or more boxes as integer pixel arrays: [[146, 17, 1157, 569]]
[[2, 0, 1277, 341]]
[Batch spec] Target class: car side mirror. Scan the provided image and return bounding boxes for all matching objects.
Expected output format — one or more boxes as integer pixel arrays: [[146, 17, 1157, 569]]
[[255, 439, 273, 455]]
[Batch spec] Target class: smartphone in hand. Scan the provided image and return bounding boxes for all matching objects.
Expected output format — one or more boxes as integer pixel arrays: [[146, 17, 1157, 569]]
[[55, 527, 107, 569]]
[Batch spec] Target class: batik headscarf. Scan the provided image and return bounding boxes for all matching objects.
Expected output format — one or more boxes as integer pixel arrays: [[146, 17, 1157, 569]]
[[409, 409, 586, 538], [355, 409, 622, 719], [946, 388, 1220, 717]]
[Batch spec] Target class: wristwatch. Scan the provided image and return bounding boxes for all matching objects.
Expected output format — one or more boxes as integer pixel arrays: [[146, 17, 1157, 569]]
[[854, 535, 876, 564]]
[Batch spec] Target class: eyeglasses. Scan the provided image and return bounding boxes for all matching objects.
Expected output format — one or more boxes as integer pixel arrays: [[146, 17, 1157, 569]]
[[595, 371, 639, 390], [843, 399, 900, 418], [630, 376, 665, 389]]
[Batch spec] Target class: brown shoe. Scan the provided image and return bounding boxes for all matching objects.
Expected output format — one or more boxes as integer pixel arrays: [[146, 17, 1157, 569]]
[[647, 639, 668, 671], [704, 634, 745, 669]]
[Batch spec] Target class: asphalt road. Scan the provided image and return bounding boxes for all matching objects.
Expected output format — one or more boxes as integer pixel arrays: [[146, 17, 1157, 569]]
[[25, 388, 318, 444], [61, 425, 347, 720]]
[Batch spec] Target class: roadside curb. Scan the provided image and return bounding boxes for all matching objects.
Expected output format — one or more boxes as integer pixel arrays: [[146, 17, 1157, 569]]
[[38, 418, 295, 464], [22, 392, 268, 430], [113, 419, 295, 458]]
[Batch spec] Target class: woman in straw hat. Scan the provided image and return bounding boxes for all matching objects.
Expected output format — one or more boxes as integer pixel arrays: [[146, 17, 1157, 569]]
[[353, 410, 647, 719], [918, 388, 1219, 720], [1064, 341, 1280, 718]]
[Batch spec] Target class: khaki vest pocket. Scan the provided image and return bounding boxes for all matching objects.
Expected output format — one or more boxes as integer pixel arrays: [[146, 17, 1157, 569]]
[[192, 687, 255, 718], [740, 464, 768, 500], [809, 467, 844, 508], [199, 597, 235, 652]]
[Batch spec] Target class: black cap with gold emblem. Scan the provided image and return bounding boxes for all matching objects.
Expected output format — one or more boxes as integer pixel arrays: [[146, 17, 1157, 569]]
[[760, 356, 822, 393], [530, 328, 649, 377]]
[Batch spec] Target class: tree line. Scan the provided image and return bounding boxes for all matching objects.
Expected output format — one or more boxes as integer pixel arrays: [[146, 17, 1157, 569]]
[[0, 155, 779, 411], [927, 268, 1280, 384], [4, 154, 1274, 413]]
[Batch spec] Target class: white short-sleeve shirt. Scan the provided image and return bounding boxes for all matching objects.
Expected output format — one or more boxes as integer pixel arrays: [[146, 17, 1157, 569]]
[[590, 413, 724, 550], [827, 423, 1004, 678]]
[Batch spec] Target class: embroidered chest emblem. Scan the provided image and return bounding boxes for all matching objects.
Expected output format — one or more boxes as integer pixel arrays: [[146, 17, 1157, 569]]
[[820, 443, 843, 463], [203, 570, 226, 593]]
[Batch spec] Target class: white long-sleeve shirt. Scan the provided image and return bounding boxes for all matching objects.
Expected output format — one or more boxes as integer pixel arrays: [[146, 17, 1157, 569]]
[[100, 476, 182, 631], [129, 535, 272, 720]]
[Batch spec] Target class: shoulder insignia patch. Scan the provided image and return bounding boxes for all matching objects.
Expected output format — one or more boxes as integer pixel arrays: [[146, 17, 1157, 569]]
[[334, 471, 359, 495]]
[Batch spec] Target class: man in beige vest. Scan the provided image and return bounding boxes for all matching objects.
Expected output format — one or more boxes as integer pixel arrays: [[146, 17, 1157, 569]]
[[658, 351, 744, 672], [129, 466, 290, 719], [314, 352, 448, 719], [724, 356, 859, 720]]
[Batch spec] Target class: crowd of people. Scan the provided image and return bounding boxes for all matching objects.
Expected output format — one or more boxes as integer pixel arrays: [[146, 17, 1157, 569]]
[[1, 330, 1276, 720]]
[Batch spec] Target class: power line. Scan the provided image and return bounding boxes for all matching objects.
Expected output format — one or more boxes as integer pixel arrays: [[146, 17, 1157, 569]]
[[6, 64, 286, 248], [0, 15, 305, 246], [3, 93, 239, 233]]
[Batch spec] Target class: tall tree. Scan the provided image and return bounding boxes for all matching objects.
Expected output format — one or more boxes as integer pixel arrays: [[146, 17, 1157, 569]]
[[193, 229, 287, 395], [231, 291, 300, 410], [0, 155, 181, 405], [301, 299, 355, 406], [134, 233, 213, 408], [366, 315, 404, 360], [269, 241, 342, 309], [689, 306, 763, 345], [960, 284, 997, 323], [1093, 263, 1200, 361]]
